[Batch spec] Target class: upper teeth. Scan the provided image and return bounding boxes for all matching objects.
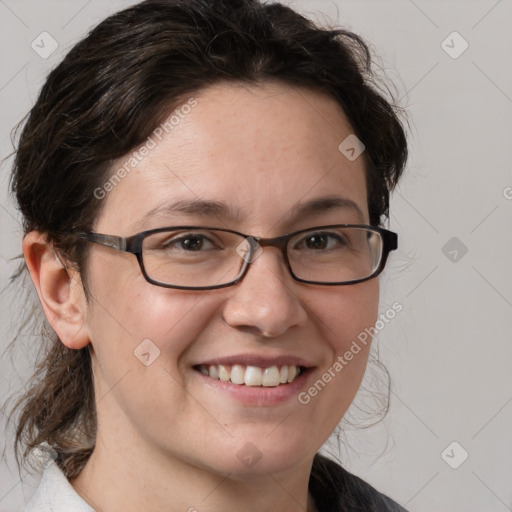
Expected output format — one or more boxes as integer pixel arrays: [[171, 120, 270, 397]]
[[197, 364, 301, 387]]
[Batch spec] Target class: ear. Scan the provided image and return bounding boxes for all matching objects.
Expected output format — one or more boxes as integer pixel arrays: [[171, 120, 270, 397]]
[[22, 231, 90, 349]]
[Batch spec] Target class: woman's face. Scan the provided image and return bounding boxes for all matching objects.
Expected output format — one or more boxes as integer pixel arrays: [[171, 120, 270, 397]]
[[83, 81, 379, 477]]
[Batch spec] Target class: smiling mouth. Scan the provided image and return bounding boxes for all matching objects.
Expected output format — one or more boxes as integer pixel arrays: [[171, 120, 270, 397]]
[[194, 364, 305, 387]]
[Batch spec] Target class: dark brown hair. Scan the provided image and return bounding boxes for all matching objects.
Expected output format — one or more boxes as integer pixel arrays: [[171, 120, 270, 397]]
[[6, 0, 407, 482]]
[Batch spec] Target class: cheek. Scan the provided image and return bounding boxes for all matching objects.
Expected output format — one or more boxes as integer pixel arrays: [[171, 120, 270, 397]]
[[307, 280, 379, 405], [311, 279, 379, 354], [85, 269, 223, 432], [85, 256, 220, 382]]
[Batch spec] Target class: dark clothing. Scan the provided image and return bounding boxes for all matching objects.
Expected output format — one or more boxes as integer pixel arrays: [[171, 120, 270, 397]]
[[309, 454, 408, 511]]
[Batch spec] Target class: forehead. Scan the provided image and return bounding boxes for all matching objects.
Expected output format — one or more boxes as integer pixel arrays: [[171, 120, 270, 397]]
[[96, 81, 369, 234]]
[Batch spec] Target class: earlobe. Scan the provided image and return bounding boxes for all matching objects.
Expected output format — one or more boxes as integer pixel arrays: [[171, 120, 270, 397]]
[[22, 231, 90, 350]]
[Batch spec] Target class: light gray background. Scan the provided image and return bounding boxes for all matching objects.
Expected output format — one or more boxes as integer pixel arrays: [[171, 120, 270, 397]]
[[1, 1, 511, 511]]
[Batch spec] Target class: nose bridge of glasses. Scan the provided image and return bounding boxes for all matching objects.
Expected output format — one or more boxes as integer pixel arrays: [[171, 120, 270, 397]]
[[241, 234, 290, 266], [252, 233, 289, 252], [234, 233, 290, 273], [236, 234, 291, 286]]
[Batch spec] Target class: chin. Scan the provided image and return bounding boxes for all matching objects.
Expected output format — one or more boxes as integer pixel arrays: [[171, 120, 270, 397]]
[[202, 433, 315, 479]]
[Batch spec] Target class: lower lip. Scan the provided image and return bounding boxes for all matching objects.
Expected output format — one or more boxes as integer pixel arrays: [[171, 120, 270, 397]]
[[193, 368, 313, 406]]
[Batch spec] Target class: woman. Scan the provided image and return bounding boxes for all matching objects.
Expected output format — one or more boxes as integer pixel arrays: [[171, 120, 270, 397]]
[[7, 0, 408, 510]]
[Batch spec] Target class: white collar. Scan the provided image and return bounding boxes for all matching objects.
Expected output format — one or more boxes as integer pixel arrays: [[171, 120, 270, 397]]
[[24, 462, 95, 512]]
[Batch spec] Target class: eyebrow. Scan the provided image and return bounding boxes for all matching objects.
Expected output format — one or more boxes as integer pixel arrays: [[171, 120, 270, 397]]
[[288, 196, 365, 223], [133, 195, 365, 231]]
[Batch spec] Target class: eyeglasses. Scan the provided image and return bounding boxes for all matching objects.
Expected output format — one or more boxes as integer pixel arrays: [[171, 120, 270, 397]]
[[77, 224, 397, 290]]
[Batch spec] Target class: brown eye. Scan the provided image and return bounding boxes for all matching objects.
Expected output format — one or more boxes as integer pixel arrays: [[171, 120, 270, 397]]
[[297, 232, 346, 251], [175, 235, 206, 251]]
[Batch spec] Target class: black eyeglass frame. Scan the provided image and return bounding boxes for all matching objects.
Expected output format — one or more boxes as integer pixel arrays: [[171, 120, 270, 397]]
[[76, 224, 398, 290]]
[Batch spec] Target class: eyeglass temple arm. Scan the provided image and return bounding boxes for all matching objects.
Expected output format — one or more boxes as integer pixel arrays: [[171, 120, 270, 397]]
[[385, 231, 398, 251], [78, 233, 128, 251]]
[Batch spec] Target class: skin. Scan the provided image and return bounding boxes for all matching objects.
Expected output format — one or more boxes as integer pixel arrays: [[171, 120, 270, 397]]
[[23, 81, 379, 512]]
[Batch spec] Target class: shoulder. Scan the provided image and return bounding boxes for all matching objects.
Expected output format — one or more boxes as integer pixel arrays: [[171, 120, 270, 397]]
[[23, 462, 95, 512], [309, 454, 409, 512]]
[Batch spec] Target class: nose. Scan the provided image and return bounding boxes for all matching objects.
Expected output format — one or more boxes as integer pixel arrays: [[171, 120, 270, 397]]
[[221, 246, 308, 338]]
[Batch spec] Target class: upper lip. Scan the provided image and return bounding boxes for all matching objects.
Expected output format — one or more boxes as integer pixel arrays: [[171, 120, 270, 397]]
[[195, 353, 314, 368]]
